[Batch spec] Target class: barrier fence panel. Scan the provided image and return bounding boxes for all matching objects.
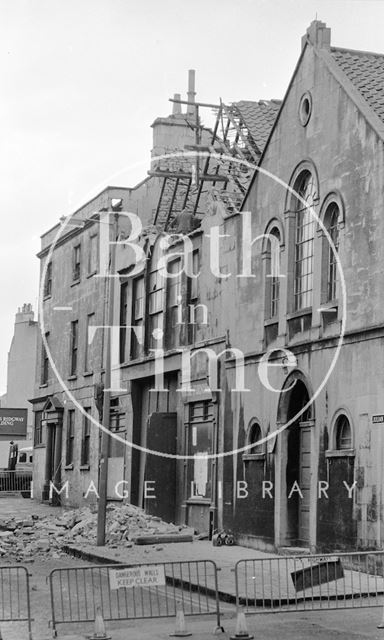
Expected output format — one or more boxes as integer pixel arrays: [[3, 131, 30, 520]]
[[49, 559, 222, 636], [0, 471, 32, 492], [235, 551, 384, 613], [0, 565, 33, 639]]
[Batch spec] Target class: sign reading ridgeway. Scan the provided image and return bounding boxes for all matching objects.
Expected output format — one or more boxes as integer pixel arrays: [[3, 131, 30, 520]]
[[109, 564, 166, 590], [0, 408, 27, 436]]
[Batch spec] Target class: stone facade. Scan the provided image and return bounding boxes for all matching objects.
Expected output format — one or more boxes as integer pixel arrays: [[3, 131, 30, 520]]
[[31, 22, 384, 554]]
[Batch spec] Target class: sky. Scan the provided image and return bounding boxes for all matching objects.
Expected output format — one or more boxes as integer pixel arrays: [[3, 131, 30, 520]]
[[1, 0, 384, 395]]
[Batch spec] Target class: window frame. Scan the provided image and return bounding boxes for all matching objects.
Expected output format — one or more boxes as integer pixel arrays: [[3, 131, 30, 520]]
[[34, 410, 44, 446], [242, 419, 265, 461], [265, 227, 282, 320], [66, 410, 75, 466], [166, 257, 183, 350], [44, 261, 52, 298], [326, 204, 339, 302], [80, 407, 92, 467], [293, 172, 316, 312], [326, 410, 355, 458], [130, 275, 145, 360], [40, 332, 49, 385], [147, 262, 164, 352], [72, 244, 81, 282], [188, 248, 200, 343], [88, 234, 98, 275], [84, 313, 95, 373], [69, 320, 78, 376]]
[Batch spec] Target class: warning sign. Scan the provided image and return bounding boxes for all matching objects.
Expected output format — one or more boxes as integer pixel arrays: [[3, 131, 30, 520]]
[[109, 564, 166, 590]]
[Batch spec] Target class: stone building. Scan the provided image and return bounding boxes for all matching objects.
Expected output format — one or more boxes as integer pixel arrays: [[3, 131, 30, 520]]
[[109, 20, 384, 553], [29, 77, 211, 506], [216, 19, 384, 553], [31, 21, 384, 554], [2, 303, 38, 439]]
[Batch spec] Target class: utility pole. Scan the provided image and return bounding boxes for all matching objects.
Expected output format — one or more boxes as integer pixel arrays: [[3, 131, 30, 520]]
[[96, 209, 119, 546]]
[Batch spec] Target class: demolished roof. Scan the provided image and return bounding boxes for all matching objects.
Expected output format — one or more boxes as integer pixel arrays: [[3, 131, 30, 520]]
[[232, 100, 282, 155]]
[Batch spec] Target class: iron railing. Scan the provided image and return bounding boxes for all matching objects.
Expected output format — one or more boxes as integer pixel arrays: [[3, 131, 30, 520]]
[[0, 565, 33, 639], [234, 551, 384, 613], [49, 559, 222, 636]]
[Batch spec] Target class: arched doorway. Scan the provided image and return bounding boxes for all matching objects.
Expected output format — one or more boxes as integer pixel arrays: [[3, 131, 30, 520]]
[[276, 373, 314, 547]]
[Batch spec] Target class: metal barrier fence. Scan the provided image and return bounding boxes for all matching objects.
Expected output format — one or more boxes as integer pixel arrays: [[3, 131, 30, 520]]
[[0, 565, 33, 639], [49, 559, 222, 636], [235, 551, 384, 613], [0, 471, 32, 493]]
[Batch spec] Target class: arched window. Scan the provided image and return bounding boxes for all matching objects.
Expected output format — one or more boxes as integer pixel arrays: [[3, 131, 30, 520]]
[[247, 422, 264, 454], [335, 414, 352, 450], [293, 172, 316, 311], [324, 202, 339, 302], [266, 228, 281, 319]]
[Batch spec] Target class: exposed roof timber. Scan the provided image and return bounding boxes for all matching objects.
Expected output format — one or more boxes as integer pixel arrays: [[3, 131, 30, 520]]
[[221, 104, 261, 162], [148, 170, 229, 182], [169, 97, 221, 110], [164, 178, 180, 230], [153, 175, 168, 226]]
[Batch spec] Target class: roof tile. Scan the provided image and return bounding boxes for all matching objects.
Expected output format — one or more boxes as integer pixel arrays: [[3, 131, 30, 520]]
[[331, 47, 384, 124], [232, 100, 282, 153]]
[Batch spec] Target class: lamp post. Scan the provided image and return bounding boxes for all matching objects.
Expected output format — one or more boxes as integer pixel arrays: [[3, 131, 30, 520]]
[[96, 207, 120, 546]]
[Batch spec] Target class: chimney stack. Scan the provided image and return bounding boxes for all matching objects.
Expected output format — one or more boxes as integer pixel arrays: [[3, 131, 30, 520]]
[[302, 20, 331, 51], [15, 303, 34, 324], [187, 69, 196, 117], [172, 93, 182, 116]]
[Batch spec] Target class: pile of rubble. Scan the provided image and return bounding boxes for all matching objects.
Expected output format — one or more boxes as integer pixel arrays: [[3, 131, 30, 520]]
[[0, 503, 184, 562]]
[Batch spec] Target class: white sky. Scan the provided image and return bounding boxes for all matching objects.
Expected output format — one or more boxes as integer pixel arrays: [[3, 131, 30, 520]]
[[1, 0, 384, 394]]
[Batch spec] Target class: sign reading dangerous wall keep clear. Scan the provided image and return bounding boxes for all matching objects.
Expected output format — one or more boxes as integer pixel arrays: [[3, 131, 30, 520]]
[[109, 564, 166, 590]]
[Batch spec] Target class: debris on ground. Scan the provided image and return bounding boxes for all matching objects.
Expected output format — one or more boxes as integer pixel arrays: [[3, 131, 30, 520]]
[[0, 503, 191, 562]]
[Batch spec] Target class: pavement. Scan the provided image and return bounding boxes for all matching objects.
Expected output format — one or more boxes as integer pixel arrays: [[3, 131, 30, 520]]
[[1, 497, 384, 638], [64, 538, 273, 602], [56, 540, 384, 639]]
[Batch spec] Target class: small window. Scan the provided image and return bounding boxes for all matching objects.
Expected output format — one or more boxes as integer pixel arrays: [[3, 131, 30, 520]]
[[41, 332, 49, 385], [166, 258, 182, 349], [84, 313, 95, 372], [299, 92, 312, 126], [266, 228, 281, 319], [88, 235, 98, 274], [19, 453, 27, 463], [34, 411, 43, 446], [44, 262, 52, 297], [73, 245, 81, 281], [335, 415, 352, 450], [130, 276, 145, 359], [66, 410, 75, 465], [325, 203, 339, 302], [148, 267, 164, 350], [81, 408, 91, 466], [190, 250, 200, 301], [247, 422, 263, 454], [70, 321, 78, 376]]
